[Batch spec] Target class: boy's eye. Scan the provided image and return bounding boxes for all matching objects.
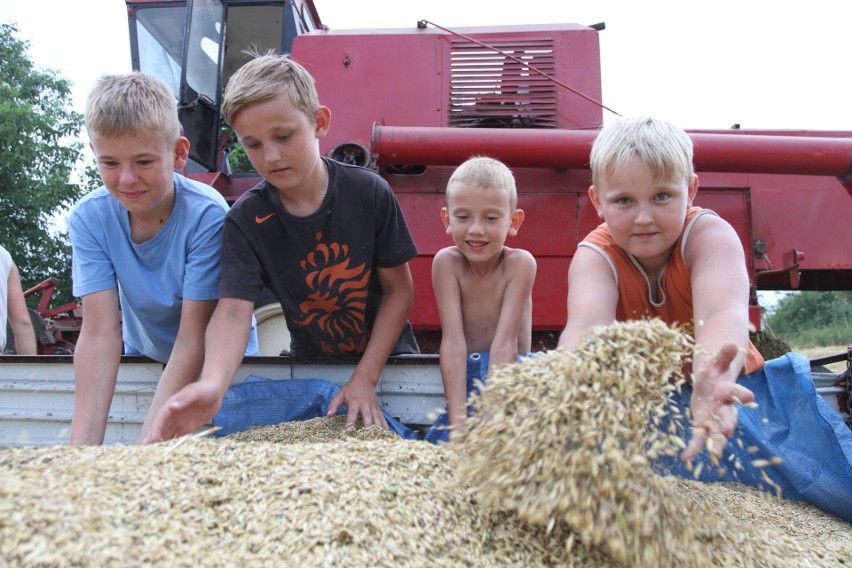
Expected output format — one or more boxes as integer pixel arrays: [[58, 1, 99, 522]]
[[454, 214, 469, 221], [243, 141, 260, 149], [655, 193, 671, 202], [616, 197, 632, 205], [486, 216, 500, 222], [277, 134, 290, 142], [137, 160, 153, 167]]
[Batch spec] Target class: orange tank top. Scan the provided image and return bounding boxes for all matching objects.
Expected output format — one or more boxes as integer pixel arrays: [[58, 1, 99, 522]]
[[580, 207, 764, 375]]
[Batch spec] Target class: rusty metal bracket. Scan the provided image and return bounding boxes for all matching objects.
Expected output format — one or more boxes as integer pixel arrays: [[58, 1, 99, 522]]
[[754, 249, 806, 288]]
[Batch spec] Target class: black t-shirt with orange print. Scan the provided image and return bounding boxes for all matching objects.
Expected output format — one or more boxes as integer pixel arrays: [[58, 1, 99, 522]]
[[220, 158, 419, 357]]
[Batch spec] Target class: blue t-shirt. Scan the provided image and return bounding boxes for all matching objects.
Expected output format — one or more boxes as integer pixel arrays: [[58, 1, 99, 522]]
[[70, 172, 258, 363]]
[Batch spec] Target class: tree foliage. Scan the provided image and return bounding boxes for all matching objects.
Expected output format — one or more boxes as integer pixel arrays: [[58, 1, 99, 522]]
[[0, 23, 85, 306], [766, 291, 852, 347], [223, 125, 256, 174]]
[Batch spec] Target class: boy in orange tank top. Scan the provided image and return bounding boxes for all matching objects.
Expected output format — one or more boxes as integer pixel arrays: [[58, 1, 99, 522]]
[[558, 116, 758, 462], [557, 116, 852, 523]]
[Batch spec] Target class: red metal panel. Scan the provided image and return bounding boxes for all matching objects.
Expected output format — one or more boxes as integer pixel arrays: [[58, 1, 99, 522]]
[[692, 188, 754, 280], [293, 24, 604, 161]]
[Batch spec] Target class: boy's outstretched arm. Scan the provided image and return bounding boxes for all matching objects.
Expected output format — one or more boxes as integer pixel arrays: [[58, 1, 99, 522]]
[[327, 263, 414, 430], [557, 247, 619, 350], [70, 289, 123, 445], [144, 297, 254, 442], [489, 250, 536, 367], [432, 249, 469, 431], [6, 264, 36, 355], [136, 299, 217, 443], [682, 215, 755, 461]]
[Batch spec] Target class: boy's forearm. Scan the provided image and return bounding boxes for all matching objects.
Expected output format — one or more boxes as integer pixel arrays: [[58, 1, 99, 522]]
[[440, 341, 468, 426], [70, 331, 123, 445], [558, 324, 591, 351], [692, 309, 749, 383], [489, 330, 521, 368], [196, 308, 252, 398], [350, 281, 412, 386], [139, 337, 207, 440], [10, 318, 37, 355]]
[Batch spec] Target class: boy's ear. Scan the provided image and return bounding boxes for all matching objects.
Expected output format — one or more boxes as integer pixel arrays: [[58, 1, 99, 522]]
[[440, 207, 451, 232], [508, 209, 525, 237], [314, 106, 331, 139], [173, 137, 191, 169], [687, 174, 699, 206], [588, 186, 604, 218]]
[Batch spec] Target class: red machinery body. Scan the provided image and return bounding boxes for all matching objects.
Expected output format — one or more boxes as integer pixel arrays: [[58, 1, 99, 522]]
[[124, 0, 852, 344]]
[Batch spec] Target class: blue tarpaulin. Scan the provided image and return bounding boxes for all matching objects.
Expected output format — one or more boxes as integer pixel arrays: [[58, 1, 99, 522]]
[[654, 352, 852, 523], [211, 376, 419, 440]]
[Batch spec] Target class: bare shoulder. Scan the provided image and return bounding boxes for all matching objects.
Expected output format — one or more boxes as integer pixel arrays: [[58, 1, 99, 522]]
[[685, 212, 743, 258], [502, 246, 537, 270], [433, 246, 465, 267], [690, 211, 736, 240], [432, 246, 465, 285]]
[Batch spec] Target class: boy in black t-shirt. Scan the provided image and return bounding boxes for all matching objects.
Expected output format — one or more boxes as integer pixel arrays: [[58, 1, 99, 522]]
[[146, 52, 419, 441]]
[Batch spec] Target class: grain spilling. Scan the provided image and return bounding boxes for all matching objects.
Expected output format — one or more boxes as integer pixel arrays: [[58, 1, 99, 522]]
[[456, 318, 849, 566]]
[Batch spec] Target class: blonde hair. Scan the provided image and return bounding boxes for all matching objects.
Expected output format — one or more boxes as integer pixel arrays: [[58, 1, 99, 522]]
[[447, 156, 518, 209], [590, 116, 694, 188], [222, 51, 320, 126], [85, 73, 180, 143]]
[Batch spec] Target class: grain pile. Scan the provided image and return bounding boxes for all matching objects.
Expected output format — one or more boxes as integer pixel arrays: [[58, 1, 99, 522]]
[[1, 437, 602, 567], [225, 414, 394, 443], [456, 319, 849, 566], [1, 320, 849, 567]]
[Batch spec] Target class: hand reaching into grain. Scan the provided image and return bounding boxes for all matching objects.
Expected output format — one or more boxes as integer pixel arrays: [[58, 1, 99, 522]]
[[326, 375, 389, 431], [683, 343, 755, 462], [143, 380, 223, 443]]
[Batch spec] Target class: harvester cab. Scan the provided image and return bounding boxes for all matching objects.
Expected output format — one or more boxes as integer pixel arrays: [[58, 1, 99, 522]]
[[128, 0, 321, 174]]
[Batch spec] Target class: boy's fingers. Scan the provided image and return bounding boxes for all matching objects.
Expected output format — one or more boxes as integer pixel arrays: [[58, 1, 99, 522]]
[[345, 406, 359, 431], [683, 428, 706, 462], [720, 383, 755, 405], [714, 342, 739, 370], [326, 391, 343, 417]]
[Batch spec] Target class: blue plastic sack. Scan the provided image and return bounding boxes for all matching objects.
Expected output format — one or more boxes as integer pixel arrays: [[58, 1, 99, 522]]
[[424, 352, 490, 444], [654, 352, 852, 524], [211, 376, 419, 440]]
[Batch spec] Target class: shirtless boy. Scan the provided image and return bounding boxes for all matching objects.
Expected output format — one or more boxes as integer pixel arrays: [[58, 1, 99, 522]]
[[432, 156, 536, 438]]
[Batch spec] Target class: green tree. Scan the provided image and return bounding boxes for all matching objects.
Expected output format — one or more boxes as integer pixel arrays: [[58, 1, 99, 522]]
[[766, 291, 852, 347], [223, 125, 256, 174], [0, 22, 85, 306]]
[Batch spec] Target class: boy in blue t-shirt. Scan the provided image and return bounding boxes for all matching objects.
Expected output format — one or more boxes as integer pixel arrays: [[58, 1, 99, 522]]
[[69, 72, 257, 445]]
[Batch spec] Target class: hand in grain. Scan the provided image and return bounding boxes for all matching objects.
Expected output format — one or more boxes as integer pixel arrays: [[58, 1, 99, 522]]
[[684, 343, 755, 462], [326, 375, 389, 431], [143, 380, 223, 443]]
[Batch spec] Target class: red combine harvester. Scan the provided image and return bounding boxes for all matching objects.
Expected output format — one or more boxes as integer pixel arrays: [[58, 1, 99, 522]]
[[116, 0, 851, 428], [123, 0, 852, 346]]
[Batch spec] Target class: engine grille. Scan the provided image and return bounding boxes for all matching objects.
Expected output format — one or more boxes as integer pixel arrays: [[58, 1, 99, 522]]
[[449, 38, 557, 128]]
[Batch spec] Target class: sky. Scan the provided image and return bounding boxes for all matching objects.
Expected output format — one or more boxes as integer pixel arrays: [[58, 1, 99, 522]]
[[3, 0, 851, 132]]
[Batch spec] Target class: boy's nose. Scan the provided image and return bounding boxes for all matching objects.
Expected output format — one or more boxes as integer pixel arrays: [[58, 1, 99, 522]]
[[118, 167, 139, 185], [264, 146, 281, 164], [635, 204, 653, 224]]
